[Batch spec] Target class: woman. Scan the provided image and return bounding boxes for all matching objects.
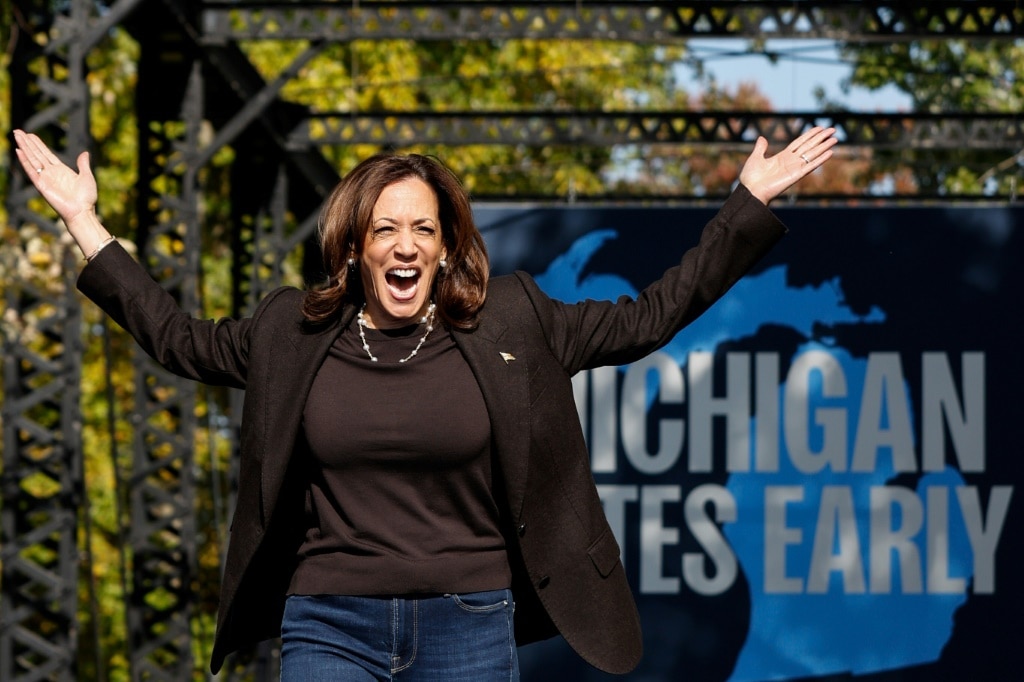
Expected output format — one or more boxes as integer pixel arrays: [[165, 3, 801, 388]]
[[14, 126, 836, 680]]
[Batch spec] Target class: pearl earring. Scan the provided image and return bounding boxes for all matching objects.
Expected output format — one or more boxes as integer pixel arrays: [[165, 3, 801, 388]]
[[347, 257, 356, 268], [439, 258, 447, 269]]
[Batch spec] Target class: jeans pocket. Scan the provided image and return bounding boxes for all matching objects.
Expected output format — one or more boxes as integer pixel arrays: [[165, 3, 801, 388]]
[[448, 589, 511, 613]]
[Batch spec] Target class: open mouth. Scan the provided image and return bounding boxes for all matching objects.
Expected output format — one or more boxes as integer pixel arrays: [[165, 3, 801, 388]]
[[385, 267, 420, 300]]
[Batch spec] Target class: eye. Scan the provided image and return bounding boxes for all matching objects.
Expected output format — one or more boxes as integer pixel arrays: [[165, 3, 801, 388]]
[[416, 224, 437, 236]]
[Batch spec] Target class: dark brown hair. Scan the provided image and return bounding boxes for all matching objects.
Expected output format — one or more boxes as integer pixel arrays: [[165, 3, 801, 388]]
[[302, 153, 489, 329]]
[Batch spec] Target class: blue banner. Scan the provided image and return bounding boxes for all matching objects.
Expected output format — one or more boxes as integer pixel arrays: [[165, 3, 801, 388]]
[[475, 202, 1023, 681]]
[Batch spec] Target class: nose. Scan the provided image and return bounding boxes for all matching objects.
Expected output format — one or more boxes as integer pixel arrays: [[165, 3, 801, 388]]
[[394, 227, 417, 257]]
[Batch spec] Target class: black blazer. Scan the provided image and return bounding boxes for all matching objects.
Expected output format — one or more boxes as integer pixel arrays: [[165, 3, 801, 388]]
[[78, 185, 786, 675]]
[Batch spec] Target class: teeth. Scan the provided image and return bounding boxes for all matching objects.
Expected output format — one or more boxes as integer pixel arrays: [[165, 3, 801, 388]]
[[390, 268, 417, 278]]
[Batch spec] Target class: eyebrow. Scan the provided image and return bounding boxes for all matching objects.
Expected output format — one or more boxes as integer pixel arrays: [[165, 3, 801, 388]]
[[372, 216, 438, 225]]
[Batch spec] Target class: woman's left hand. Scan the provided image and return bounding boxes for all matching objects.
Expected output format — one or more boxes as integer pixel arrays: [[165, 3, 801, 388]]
[[739, 126, 837, 205]]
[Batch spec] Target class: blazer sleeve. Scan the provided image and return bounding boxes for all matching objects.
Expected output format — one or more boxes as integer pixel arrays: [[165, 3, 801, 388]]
[[517, 184, 787, 375], [76, 241, 287, 389]]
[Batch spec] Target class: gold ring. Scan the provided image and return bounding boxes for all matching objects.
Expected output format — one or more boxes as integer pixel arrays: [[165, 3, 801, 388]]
[[800, 154, 809, 164]]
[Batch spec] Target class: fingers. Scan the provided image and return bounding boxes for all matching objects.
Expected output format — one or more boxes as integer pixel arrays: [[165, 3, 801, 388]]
[[787, 126, 834, 154], [787, 125, 834, 151], [13, 130, 51, 181], [751, 135, 769, 160], [76, 151, 93, 179], [13, 129, 67, 179], [789, 126, 838, 169], [13, 130, 37, 176]]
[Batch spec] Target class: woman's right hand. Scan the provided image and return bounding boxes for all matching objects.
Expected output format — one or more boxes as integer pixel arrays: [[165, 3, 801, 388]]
[[13, 129, 110, 258]]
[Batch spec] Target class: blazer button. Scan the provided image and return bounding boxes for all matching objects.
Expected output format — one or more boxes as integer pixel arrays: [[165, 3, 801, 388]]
[[538, 576, 550, 589], [517, 523, 527, 537]]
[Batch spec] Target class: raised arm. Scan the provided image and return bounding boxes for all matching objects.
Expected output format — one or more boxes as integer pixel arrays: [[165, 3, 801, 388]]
[[522, 126, 838, 373], [13, 128, 258, 388], [13, 129, 113, 260]]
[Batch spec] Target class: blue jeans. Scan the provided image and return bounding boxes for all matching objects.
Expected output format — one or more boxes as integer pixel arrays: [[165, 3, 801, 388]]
[[280, 590, 520, 681]]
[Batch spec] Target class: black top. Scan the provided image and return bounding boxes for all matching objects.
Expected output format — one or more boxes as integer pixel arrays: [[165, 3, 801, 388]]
[[291, 316, 511, 595]]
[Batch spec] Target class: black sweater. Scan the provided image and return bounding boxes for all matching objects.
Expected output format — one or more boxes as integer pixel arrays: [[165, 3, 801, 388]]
[[290, 317, 511, 596]]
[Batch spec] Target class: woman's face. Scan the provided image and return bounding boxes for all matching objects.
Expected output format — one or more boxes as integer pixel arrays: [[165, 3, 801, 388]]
[[358, 177, 446, 329]]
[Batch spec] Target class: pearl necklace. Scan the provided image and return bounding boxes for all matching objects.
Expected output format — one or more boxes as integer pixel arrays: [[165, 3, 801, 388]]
[[357, 302, 436, 363]]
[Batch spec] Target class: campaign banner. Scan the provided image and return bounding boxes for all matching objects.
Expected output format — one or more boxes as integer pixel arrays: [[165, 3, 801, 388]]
[[475, 201, 1023, 681]]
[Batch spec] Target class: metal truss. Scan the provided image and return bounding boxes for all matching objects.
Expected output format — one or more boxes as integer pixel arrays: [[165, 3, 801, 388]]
[[202, 1, 1024, 42], [291, 110, 1024, 151], [123, 16, 208, 677], [0, 0, 105, 679]]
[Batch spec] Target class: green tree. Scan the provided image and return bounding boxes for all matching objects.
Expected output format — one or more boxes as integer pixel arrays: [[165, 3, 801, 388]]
[[833, 38, 1024, 196], [246, 38, 712, 198]]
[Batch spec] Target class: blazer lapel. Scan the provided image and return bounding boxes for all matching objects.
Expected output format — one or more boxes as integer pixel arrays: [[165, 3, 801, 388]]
[[258, 306, 352, 528], [453, 315, 531, 523]]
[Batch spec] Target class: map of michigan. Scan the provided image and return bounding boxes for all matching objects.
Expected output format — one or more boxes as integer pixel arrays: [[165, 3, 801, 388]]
[[533, 227, 973, 681]]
